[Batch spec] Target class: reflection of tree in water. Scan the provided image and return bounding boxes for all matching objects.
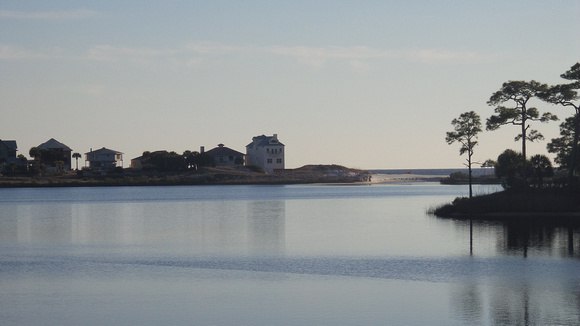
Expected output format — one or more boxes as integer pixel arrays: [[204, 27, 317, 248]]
[[490, 282, 532, 326], [451, 282, 483, 325], [453, 269, 580, 325], [453, 218, 580, 259], [450, 218, 580, 325], [496, 220, 580, 258]]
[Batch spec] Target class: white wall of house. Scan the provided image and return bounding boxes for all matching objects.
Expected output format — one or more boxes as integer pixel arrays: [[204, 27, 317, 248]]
[[246, 134, 285, 173]]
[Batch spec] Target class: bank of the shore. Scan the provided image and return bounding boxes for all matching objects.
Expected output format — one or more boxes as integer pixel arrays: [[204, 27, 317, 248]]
[[0, 165, 371, 188], [431, 188, 580, 221]]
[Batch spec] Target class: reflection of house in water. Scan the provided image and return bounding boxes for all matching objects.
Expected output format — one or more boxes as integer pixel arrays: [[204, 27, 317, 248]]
[[246, 201, 286, 255], [0, 205, 18, 243], [0, 204, 73, 244]]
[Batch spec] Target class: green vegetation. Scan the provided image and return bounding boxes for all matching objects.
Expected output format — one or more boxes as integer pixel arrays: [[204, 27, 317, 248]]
[[438, 62, 580, 218]]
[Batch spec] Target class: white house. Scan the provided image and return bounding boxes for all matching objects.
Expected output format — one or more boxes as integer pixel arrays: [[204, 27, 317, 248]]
[[246, 134, 285, 173], [85, 147, 123, 170]]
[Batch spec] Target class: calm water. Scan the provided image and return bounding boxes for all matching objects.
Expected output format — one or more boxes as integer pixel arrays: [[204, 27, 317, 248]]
[[0, 183, 578, 326]]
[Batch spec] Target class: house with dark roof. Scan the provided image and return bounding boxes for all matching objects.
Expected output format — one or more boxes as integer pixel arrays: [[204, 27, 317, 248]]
[[85, 147, 123, 170], [0, 140, 21, 174], [34, 138, 73, 172], [246, 134, 285, 173], [205, 144, 245, 167], [0, 140, 17, 163]]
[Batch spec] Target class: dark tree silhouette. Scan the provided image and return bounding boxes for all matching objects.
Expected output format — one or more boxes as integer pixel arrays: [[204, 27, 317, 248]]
[[495, 149, 525, 189], [446, 111, 482, 198], [529, 154, 553, 188], [539, 63, 580, 183], [547, 117, 580, 172], [487, 80, 558, 180], [29, 147, 40, 160]]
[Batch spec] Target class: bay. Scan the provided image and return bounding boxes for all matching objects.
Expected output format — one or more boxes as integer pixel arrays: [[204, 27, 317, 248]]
[[0, 183, 578, 325]]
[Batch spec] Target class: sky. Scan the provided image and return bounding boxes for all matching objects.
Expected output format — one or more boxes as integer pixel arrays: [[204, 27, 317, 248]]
[[1, 1, 579, 169]]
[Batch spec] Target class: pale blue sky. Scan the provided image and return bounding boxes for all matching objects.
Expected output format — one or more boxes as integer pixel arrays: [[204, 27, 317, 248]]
[[1, 1, 579, 169]]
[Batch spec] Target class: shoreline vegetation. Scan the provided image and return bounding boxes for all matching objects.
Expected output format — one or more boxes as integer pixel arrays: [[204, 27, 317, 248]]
[[433, 62, 580, 222], [0, 165, 373, 188], [431, 188, 580, 221]]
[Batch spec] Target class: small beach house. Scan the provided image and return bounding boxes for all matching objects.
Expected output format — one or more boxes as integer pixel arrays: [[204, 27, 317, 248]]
[[85, 147, 124, 170]]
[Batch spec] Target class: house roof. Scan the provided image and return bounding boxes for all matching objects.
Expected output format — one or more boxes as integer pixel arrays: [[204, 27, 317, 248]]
[[205, 144, 244, 157], [85, 147, 123, 155], [246, 135, 284, 148], [37, 138, 72, 151], [0, 140, 17, 151]]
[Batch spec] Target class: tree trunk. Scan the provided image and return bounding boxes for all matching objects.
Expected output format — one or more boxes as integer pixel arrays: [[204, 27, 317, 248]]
[[569, 112, 580, 184], [468, 153, 473, 199], [521, 120, 528, 183]]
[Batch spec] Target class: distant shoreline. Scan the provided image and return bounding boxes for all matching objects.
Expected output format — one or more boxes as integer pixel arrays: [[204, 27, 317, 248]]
[[0, 165, 372, 189]]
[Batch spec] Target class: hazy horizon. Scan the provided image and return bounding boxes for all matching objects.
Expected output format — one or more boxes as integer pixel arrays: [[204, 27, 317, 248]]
[[1, 1, 579, 169]]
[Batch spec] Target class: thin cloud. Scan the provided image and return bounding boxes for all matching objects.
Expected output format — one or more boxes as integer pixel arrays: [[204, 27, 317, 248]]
[[86, 43, 242, 66], [0, 9, 97, 20], [268, 45, 390, 67], [86, 45, 176, 62], [269, 45, 490, 65], [408, 49, 488, 64], [185, 42, 246, 55], [82, 43, 493, 68], [0, 44, 62, 60]]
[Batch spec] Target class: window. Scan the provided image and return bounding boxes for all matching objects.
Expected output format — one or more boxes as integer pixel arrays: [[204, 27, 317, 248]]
[[267, 159, 272, 164], [276, 158, 282, 164]]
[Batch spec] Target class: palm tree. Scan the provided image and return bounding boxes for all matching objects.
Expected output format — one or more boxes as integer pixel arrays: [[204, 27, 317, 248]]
[[29, 147, 40, 160], [72, 152, 82, 170]]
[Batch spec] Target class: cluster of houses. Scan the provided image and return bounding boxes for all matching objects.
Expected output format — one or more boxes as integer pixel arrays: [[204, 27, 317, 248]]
[[0, 134, 285, 175]]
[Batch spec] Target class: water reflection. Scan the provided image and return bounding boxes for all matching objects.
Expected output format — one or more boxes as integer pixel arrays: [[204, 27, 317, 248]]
[[0, 204, 74, 243], [499, 222, 578, 258], [448, 217, 580, 326], [453, 276, 580, 326], [451, 218, 580, 259], [247, 201, 285, 255], [0, 199, 286, 256]]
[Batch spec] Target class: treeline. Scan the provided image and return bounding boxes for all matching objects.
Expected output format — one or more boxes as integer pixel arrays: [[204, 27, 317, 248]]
[[136, 150, 215, 172], [446, 62, 580, 195]]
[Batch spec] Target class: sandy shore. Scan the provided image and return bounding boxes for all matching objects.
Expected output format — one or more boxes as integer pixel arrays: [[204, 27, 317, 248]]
[[367, 173, 444, 184]]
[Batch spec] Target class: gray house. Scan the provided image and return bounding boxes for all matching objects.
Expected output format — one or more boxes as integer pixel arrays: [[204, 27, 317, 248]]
[[35, 138, 72, 172], [205, 144, 245, 167], [85, 147, 123, 170], [0, 140, 17, 163]]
